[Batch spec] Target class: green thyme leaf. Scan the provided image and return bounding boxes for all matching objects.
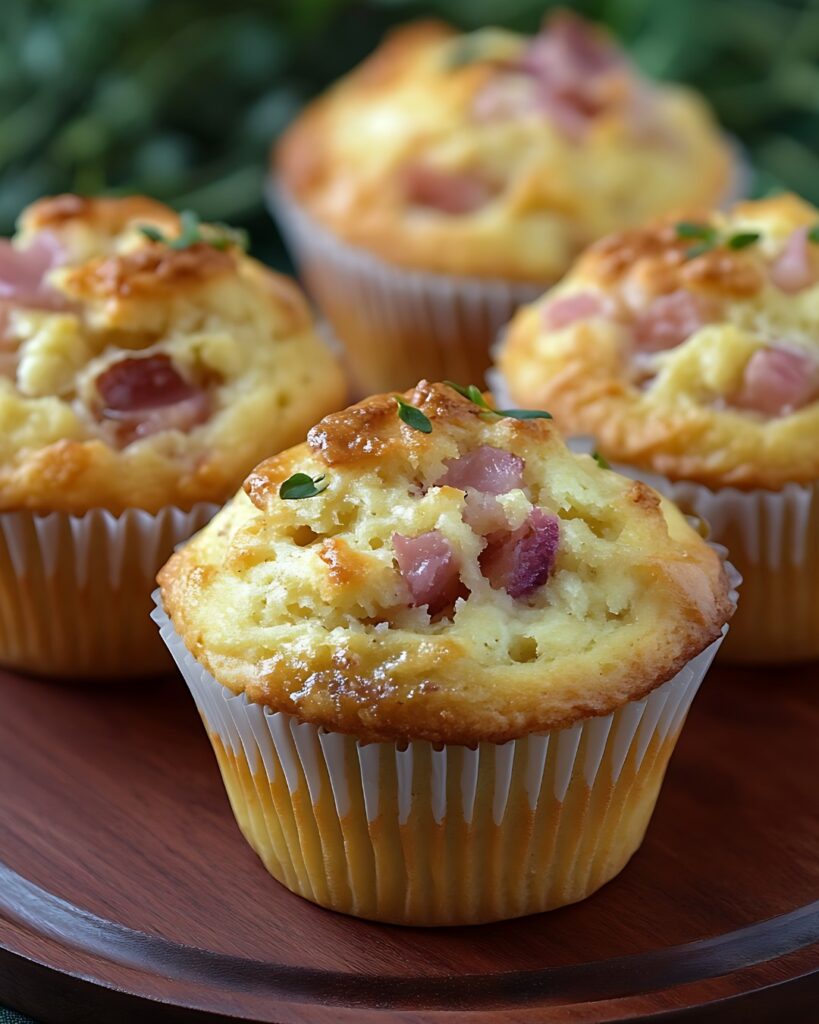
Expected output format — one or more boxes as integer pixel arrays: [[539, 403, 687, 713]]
[[684, 241, 716, 261], [139, 210, 249, 252], [727, 231, 760, 250], [495, 408, 552, 420], [138, 225, 165, 243], [675, 221, 717, 242], [592, 451, 611, 469], [808, 225, 819, 244], [279, 473, 328, 500], [445, 380, 551, 420], [395, 396, 432, 433]]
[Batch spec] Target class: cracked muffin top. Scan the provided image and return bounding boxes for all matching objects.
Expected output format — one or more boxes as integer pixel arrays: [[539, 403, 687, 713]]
[[274, 10, 734, 283], [159, 380, 732, 745], [0, 194, 346, 513], [497, 194, 819, 489]]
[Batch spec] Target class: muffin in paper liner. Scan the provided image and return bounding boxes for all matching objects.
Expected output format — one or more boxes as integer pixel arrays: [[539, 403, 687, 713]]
[[0, 503, 217, 679], [152, 594, 731, 926], [269, 182, 543, 397]]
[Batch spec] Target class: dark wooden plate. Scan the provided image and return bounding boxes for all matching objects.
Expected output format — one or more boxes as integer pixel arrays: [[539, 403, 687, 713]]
[[0, 661, 817, 1023]]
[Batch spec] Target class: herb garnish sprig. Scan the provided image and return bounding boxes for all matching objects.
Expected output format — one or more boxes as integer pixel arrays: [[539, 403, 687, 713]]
[[395, 396, 432, 433], [279, 473, 328, 500], [140, 209, 249, 252], [674, 221, 760, 261], [592, 451, 611, 470], [445, 381, 552, 421]]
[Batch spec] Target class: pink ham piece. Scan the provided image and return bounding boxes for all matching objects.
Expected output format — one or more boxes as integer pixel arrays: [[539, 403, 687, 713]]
[[96, 354, 211, 443], [0, 232, 68, 310], [402, 164, 495, 215], [393, 530, 461, 615], [481, 508, 560, 599], [632, 291, 715, 352], [542, 291, 607, 330], [473, 11, 630, 139], [437, 445, 524, 495], [732, 346, 819, 417], [769, 227, 819, 294]]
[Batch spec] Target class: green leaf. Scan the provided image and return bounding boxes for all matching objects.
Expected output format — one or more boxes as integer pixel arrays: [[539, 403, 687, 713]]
[[279, 472, 328, 500], [808, 225, 819, 244], [444, 380, 494, 411], [592, 451, 611, 470], [444, 380, 550, 420], [675, 221, 717, 242], [495, 408, 552, 421], [727, 231, 761, 250], [139, 224, 165, 243], [395, 396, 432, 433], [684, 241, 716, 261]]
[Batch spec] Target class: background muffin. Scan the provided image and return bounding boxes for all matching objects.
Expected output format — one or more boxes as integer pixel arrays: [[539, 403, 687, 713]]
[[0, 194, 346, 677], [272, 11, 736, 393], [497, 192, 818, 662], [157, 380, 733, 925]]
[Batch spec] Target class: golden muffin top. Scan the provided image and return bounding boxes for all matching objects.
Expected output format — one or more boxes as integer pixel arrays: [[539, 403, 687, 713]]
[[159, 380, 732, 745], [498, 193, 819, 490], [0, 194, 346, 514], [274, 11, 733, 283]]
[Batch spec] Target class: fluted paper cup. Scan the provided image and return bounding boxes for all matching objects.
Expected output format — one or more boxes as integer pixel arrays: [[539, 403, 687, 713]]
[[268, 182, 543, 397], [0, 504, 217, 679], [153, 588, 732, 926]]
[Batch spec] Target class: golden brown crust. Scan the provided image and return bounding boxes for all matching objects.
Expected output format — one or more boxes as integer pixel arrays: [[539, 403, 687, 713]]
[[160, 382, 732, 744], [498, 194, 819, 489], [274, 17, 733, 282], [0, 194, 347, 514]]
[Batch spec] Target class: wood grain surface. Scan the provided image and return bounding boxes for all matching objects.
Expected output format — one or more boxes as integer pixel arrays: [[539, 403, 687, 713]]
[[0, 660, 816, 1023]]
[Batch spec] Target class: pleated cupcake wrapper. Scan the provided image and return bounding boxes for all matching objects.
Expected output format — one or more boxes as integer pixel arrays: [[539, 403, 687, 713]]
[[152, 593, 729, 925], [0, 503, 218, 679], [268, 181, 543, 396]]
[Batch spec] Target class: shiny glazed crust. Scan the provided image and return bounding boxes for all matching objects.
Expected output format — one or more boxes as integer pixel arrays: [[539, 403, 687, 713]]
[[160, 381, 732, 745], [274, 19, 733, 282], [498, 194, 819, 489], [0, 195, 347, 514]]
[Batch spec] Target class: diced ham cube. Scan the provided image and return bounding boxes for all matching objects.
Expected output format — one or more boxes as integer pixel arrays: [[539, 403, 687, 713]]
[[769, 227, 819, 294], [437, 445, 524, 495], [480, 508, 560, 599], [0, 232, 68, 310], [732, 346, 819, 417], [542, 291, 607, 330], [632, 291, 715, 352], [96, 354, 211, 443], [402, 164, 495, 215], [393, 530, 461, 614]]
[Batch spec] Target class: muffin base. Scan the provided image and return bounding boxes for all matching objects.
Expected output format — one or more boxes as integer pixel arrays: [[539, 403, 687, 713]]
[[153, 595, 727, 926], [0, 504, 217, 679], [269, 183, 542, 396]]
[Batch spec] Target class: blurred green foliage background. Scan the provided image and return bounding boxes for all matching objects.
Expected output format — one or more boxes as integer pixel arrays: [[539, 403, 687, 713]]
[[1, 0, 818, 265]]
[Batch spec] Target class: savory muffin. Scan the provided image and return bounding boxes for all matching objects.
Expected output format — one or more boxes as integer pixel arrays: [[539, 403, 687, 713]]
[[271, 11, 736, 392], [157, 380, 733, 924], [497, 192, 819, 662], [0, 194, 346, 677]]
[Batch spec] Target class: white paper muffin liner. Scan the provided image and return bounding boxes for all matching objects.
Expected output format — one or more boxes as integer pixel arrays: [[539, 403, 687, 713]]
[[268, 181, 543, 396], [0, 503, 218, 679], [152, 583, 732, 925]]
